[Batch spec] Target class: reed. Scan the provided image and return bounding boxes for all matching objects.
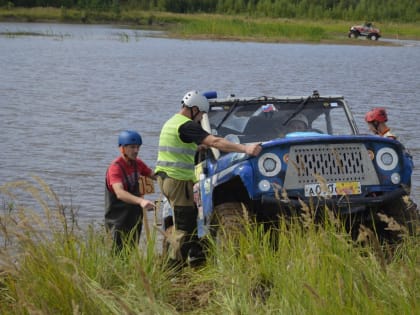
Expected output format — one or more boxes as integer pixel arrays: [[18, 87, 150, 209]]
[[199, 207, 419, 314], [173, 16, 327, 42], [0, 178, 419, 314], [0, 177, 171, 314]]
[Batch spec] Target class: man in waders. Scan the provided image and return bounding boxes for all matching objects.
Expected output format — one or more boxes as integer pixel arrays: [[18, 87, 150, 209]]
[[155, 90, 262, 267], [105, 130, 155, 253]]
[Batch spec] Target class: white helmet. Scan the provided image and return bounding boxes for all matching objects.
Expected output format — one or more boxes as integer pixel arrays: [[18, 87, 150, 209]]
[[182, 90, 209, 112]]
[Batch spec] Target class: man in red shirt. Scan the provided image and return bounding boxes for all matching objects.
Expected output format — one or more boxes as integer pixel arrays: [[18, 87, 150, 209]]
[[105, 130, 155, 252]]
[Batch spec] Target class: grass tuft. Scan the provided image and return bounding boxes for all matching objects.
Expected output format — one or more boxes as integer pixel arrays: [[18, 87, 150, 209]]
[[1, 178, 419, 314]]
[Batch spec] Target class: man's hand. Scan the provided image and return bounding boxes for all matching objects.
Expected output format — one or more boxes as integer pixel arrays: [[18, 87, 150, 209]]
[[245, 143, 262, 156], [197, 144, 208, 151], [140, 198, 155, 211]]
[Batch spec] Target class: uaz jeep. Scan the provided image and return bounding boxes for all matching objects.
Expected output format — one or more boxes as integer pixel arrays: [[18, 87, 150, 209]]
[[190, 90, 417, 242]]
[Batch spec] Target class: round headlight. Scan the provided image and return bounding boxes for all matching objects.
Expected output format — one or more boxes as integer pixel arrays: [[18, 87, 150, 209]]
[[263, 158, 276, 172], [391, 172, 401, 184], [381, 152, 393, 165], [258, 153, 281, 177], [258, 180, 271, 192], [376, 147, 398, 171]]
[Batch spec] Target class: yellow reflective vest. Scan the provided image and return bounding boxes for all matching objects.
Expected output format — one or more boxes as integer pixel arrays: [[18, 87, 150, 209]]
[[155, 114, 197, 181]]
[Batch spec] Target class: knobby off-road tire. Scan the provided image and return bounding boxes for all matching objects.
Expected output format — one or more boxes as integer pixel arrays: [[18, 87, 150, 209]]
[[349, 31, 358, 39], [374, 197, 420, 243], [210, 202, 249, 251]]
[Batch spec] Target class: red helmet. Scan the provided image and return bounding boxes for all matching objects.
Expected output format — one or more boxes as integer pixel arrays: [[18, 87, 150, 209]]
[[365, 107, 388, 123]]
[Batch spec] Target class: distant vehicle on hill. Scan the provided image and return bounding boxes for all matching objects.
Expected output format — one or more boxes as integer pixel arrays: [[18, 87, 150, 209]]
[[348, 22, 381, 40]]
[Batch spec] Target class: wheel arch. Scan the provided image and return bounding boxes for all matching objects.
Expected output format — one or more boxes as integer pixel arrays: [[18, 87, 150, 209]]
[[212, 175, 251, 208]]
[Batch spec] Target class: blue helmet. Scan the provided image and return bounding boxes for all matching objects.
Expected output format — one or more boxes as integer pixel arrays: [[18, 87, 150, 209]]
[[118, 130, 142, 146]]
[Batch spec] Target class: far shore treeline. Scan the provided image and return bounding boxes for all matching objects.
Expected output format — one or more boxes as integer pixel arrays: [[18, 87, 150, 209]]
[[2, 0, 419, 23]]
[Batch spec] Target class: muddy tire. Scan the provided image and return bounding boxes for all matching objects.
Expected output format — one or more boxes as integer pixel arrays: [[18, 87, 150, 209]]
[[210, 202, 249, 250], [374, 197, 419, 243], [349, 31, 359, 38]]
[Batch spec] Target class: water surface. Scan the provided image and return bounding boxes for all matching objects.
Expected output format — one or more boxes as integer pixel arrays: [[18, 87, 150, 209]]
[[1, 22, 419, 226]]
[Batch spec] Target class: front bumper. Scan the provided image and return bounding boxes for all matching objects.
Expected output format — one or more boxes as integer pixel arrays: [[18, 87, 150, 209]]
[[261, 187, 408, 215]]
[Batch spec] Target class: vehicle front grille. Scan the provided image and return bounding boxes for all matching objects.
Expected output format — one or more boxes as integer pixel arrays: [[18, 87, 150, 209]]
[[284, 143, 379, 188]]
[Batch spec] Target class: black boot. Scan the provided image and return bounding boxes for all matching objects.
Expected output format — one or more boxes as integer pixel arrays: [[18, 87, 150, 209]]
[[186, 242, 206, 267]]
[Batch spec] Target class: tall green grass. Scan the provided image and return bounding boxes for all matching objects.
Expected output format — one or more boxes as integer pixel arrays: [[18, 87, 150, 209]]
[[173, 17, 326, 42], [1, 178, 419, 314], [202, 219, 419, 314], [0, 177, 172, 314]]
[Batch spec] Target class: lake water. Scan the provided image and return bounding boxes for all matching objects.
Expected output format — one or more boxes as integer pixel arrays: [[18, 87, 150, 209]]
[[1, 22, 420, 228]]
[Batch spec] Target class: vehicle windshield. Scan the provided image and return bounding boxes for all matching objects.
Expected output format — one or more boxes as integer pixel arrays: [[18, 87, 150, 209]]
[[208, 99, 355, 143]]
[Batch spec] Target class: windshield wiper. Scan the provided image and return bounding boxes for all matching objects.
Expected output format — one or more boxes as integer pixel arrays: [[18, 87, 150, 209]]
[[283, 90, 319, 126], [215, 101, 239, 130]]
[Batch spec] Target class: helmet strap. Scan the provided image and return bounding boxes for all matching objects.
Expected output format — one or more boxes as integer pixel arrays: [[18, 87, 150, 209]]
[[372, 121, 380, 134], [190, 107, 198, 120]]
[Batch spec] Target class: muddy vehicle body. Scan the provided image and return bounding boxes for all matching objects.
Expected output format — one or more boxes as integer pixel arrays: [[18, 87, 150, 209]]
[[348, 22, 381, 40], [191, 91, 416, 241]]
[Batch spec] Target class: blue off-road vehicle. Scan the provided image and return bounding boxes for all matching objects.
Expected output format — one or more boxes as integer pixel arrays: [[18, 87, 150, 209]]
[[188, 90, 418, 243]]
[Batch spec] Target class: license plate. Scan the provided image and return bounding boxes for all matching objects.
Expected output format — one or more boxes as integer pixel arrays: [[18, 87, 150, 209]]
[[304, 181, 361, 197]]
